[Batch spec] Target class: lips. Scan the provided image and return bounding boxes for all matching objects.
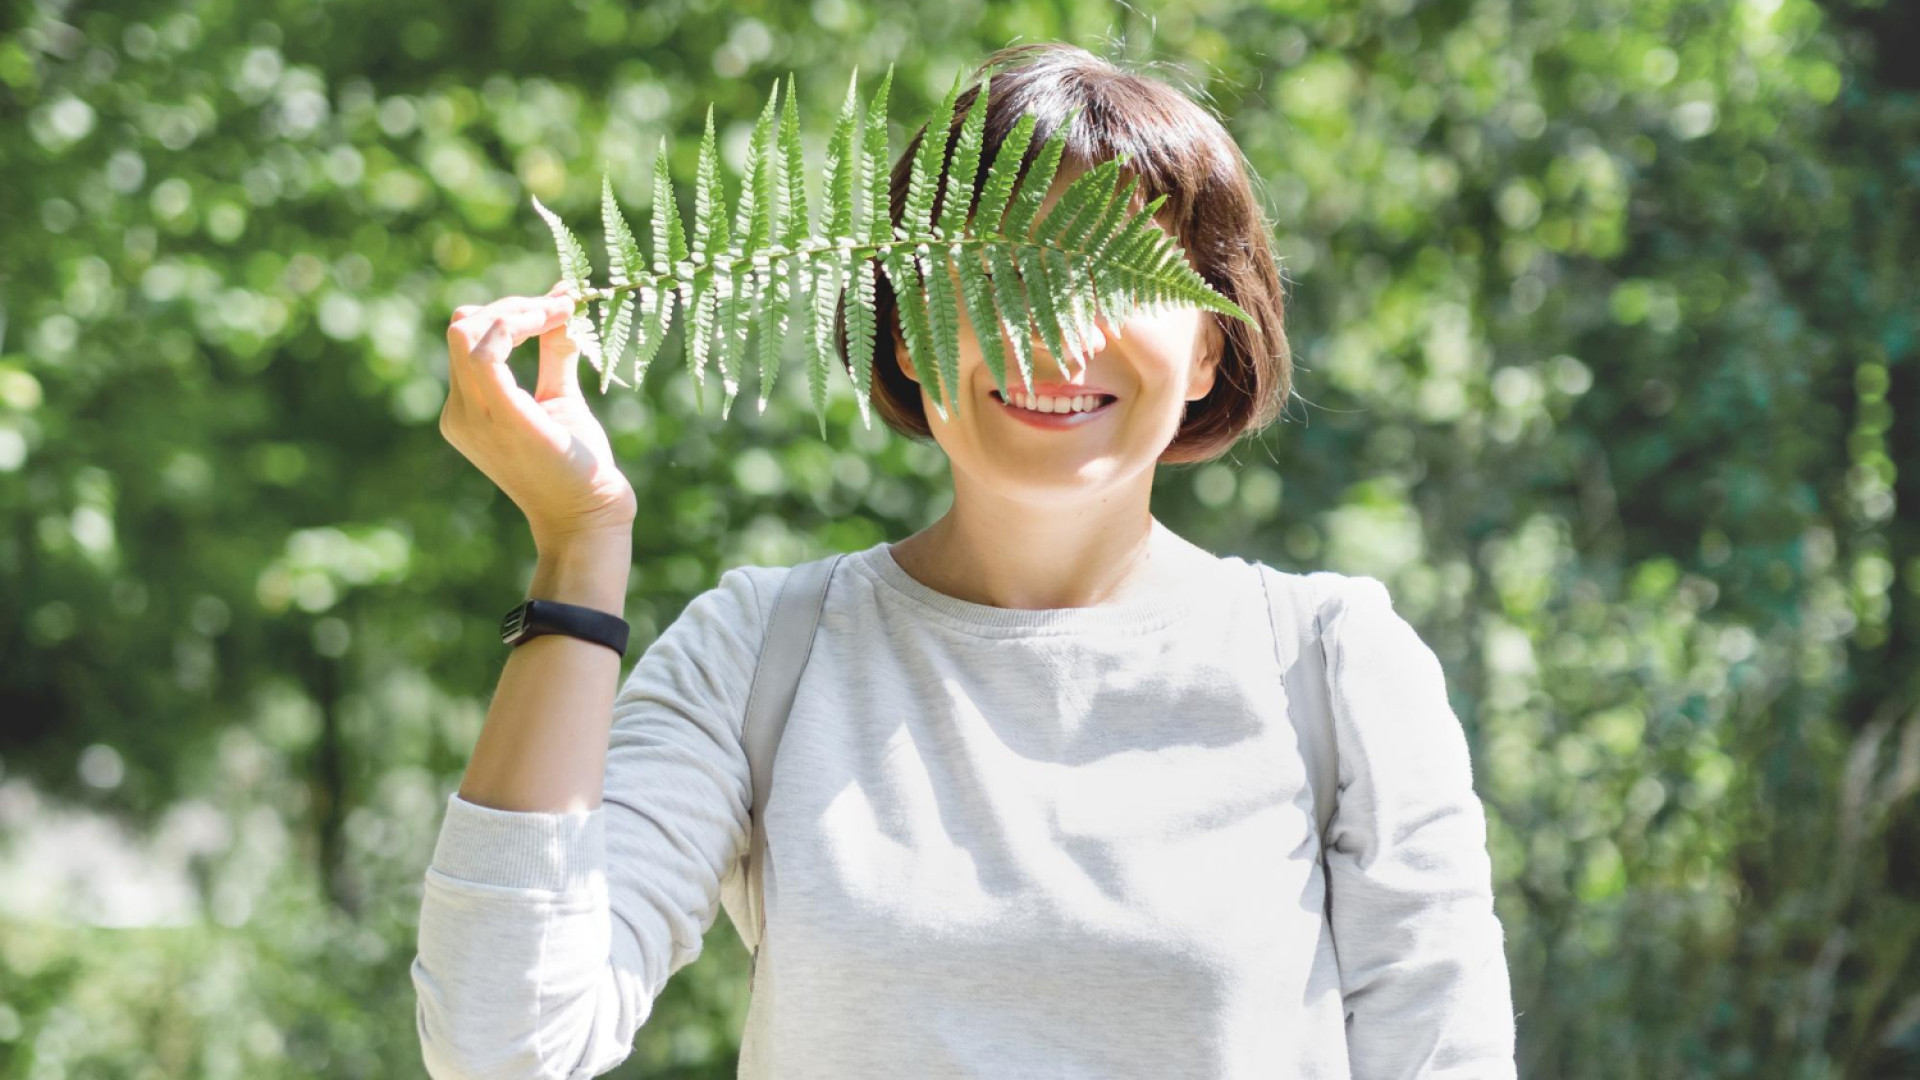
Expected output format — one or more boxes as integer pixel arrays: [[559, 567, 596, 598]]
[[990, 387, 1118, 426]]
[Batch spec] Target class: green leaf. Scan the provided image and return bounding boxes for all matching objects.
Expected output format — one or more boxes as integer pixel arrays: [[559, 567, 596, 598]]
[[602, 171, 643, 287], [693, 104, 729, 264], [632, 281, 673, 389], [1000, 106, 1077, 242], [531, 193, 593, 301], [844, 256, 877, 430], [824, 69, 859, 247], [737, 80, 780, 253], [595, 292, 635, 393], [716, 258, 747, 417], [568, 310, 605, 373], [779, 73, 809, 252], [652, 134, 688, 276], [754, 250, 785, 413], [884, 249, 944, 421], [687, 272, 714, 410], [975, 113, 1036, 236], [863, 66, 893, 247], [956, 246, 1008, 399], [922, 241, 963, 416], [807, 254, 844, 435], [1015, 245, 1071, 377], [936, 73, 990, 241], [903, 69, 963, 240], [984, 243, 1037, 394], [598, 174, 643, 392]]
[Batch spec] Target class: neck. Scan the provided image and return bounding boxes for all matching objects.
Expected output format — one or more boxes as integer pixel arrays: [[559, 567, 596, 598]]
[[892, 465, 1194, 611]]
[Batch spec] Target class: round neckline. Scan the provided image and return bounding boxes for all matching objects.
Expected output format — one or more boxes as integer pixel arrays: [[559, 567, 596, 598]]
[[849, 522, 1233, 637]]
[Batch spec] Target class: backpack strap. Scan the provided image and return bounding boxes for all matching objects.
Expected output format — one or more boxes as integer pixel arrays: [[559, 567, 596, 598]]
[[1256, 563, 1339, 849], [738, 552, 846, 962]]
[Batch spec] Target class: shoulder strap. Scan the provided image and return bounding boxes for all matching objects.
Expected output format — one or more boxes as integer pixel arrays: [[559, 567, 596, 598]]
[[738, 552, 846, 959], [1256, 563, 1339, 847]]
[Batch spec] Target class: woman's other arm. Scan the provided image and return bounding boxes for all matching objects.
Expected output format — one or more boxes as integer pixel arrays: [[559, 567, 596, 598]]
[[1318, 575, 1520, 1080]]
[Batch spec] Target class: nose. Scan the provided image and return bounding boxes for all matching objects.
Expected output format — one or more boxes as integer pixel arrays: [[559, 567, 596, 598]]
[[1030, 317, 1109, 375]]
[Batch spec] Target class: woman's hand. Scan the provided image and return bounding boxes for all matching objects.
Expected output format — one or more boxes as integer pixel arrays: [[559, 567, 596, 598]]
[[441, 283, 638, 552]]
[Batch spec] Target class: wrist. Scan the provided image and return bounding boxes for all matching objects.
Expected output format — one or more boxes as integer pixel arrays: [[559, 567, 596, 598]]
[[528, 530, 632, 613]]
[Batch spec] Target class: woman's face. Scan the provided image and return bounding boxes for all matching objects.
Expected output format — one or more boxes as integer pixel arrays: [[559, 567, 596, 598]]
[[892, 166, 1224, 502]]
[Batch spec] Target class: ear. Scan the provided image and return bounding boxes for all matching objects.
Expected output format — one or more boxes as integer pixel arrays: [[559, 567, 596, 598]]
[[1185, 314, 1225, 402]]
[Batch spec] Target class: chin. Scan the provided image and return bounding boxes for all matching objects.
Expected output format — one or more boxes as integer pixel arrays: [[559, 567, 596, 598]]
[[979, 452, 1131, 499]]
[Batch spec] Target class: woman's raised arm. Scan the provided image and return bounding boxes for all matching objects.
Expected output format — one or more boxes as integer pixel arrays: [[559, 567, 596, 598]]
[[435, 284, 640, 816], [413, 287, 768, 1078]]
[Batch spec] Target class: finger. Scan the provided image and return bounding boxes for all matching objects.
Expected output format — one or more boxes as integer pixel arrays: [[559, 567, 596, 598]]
[[451, 305, 482, 324], [457, 318, 522, 409], [451, 297, 572, 356], [534, 316, 582, 402]]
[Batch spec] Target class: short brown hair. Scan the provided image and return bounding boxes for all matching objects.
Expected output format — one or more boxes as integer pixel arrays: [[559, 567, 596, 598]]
[[836, 42, 1291, 464]]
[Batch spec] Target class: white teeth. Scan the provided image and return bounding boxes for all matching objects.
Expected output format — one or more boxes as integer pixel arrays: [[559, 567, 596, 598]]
[[1004, 391, 1107, 414]]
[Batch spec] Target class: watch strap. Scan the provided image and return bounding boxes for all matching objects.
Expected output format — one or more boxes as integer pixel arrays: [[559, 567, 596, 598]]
[[501, 598, 630, 657]]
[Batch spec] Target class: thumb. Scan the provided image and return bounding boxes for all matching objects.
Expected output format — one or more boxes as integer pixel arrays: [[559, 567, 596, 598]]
[[534, 306, 583, 402]]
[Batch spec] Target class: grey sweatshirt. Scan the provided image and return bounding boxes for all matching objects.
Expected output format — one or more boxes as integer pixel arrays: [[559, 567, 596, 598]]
[[412, 537, 1518, 1079]]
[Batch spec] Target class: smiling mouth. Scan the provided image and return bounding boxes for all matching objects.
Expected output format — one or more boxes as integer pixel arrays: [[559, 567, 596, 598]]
[[990, 388, 1121, 413]]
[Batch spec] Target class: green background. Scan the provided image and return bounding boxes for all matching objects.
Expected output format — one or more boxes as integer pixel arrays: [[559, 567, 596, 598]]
[[2, 0, 1915, 1076]]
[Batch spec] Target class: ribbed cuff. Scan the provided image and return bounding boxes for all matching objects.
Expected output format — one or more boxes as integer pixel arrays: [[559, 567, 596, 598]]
[[429, 791, 604, 893]]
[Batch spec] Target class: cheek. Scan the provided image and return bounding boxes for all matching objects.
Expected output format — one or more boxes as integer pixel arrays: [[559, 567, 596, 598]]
[[1115, 312, 1208, 391]]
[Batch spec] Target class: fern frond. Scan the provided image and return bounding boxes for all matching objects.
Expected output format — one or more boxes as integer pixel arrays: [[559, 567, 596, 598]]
[[902, 71, 961, 242], [863, 66, 893, 248], [820, 71, 863, 430], [652, 134, 688, 276], [806, 254, 843, 435], [883, 249, 945, 421], [780, 73, 809, 251], [687, 271, 714, 411], [824, 69, 859, 244], [567, 310, 604, 374], [974, 113, 1036, 235], [532, 194, 593, 299], [922, 241, 964, 416], [753, 250, 785, 413], [844, 256, 878, 430], [936, 73, 990, 241], [956, 246, 1009, 399], [532, 68, 1257, 444], [1014, 246, 1071, 379], [766, 73, 804, 416], [715, 258, 747, 417], [739, 81, 779, 254], [984, 243, 1037, 394], [633, 280, 672, 390], [999, 105, 1076, 241], [1031, 160, 1122, 368], [694, 104, 730, 264], [597, 174, 642, 392], [689, 105, 729, 409], [594, 293, 635, 393]]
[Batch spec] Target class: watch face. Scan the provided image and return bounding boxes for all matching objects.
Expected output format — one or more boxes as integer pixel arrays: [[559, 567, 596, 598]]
[[500, 602, 531, 644]]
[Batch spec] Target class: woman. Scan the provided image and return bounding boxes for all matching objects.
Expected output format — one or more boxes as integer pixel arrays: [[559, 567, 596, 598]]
[[414, 43, 1517, 1080]]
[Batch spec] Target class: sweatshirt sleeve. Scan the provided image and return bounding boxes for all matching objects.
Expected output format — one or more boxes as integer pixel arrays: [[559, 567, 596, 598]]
[[411, 565, 778, 1080], [1317, 575, 1518, 1080]]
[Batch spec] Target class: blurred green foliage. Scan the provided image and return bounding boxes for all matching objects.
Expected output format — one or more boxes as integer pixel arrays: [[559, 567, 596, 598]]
[[0, 0, 1914, 1076]]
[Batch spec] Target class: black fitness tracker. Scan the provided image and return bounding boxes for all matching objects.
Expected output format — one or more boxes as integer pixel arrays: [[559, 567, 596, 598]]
[[500, 598, 630, 658]]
